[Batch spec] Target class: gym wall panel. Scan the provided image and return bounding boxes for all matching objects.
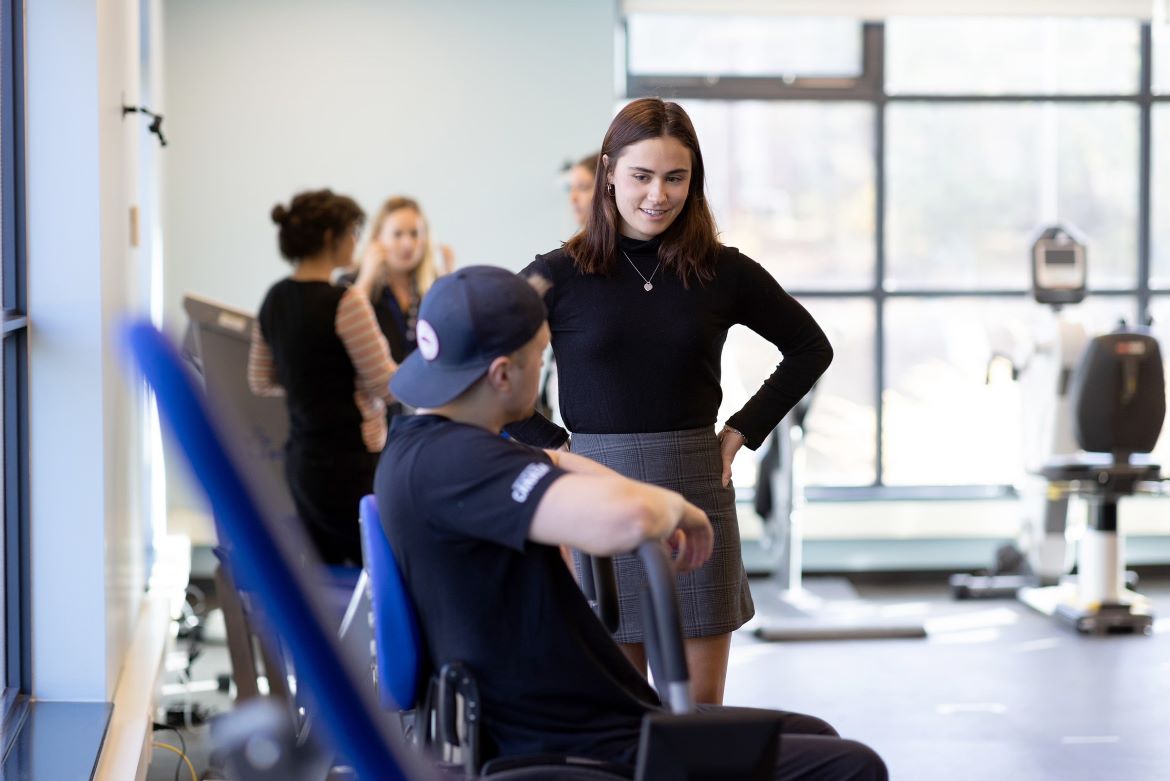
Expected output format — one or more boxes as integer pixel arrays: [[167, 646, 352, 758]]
[[96, 0, 148, 705], [26, 0, 157, 700], [27, 0, 106, 702], [162, 0, 616, 322]]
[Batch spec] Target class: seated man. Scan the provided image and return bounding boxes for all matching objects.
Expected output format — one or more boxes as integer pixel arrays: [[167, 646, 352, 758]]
[[375, 266, 887, 780]]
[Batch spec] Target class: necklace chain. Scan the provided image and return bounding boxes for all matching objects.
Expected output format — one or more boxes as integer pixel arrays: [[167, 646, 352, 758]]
[[622, 251, 661, 292]]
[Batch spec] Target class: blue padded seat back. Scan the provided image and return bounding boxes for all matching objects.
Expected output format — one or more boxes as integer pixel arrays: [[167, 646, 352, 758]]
[[359, 494, 421, 711], [124, 321, 414, 781]]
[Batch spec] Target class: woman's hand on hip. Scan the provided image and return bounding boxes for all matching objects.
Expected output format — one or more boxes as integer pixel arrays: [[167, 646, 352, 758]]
[[718, 426, 746, 488]]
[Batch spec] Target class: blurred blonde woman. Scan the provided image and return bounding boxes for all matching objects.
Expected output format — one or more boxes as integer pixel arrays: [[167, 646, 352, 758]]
[[342, 196, 456, 363]]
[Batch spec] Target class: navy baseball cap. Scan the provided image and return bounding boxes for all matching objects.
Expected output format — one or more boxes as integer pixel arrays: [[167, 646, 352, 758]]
[[390, 266, 547, 408]]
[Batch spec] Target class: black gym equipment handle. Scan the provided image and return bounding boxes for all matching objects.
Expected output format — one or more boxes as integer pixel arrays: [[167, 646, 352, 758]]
[[637, 541, 694, 715], [438, 662, 480, 777], [579, 553, 621, 633]]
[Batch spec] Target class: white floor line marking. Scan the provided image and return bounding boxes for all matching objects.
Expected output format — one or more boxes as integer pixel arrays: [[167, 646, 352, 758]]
[[927, 628, 1001, 645], [1013, 637, 1063, 652], [924, 607, 1019, 634], [729, 645, 780, 666], [936, 702, 1008, 715]]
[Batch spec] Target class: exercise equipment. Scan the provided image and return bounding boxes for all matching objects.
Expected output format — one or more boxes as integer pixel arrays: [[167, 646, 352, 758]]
[[1018, 329, 1165, 634], [952, 226, 1090, 598], [125, 321, 425, 781], [578, 554, 621, 633], [131, 320, 792, 780], [181, 295, 300, 710], [359, 489, 783, 779], [752, 398, 927, 642], [182, 294, 297, 524], [184, 294, 365, 704]]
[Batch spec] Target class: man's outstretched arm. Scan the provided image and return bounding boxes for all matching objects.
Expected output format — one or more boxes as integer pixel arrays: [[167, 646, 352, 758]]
[[529, 470, 713, 573]]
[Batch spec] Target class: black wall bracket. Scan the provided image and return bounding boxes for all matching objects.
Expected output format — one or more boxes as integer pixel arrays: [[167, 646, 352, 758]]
[[122, 104, 167, 147]]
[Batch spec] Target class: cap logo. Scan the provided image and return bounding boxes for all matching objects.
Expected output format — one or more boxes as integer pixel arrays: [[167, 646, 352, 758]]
[[416, 320, 439, 361]]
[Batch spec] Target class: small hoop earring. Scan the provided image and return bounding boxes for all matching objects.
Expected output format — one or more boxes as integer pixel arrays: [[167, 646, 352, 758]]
[[606, 183, 615, 197]]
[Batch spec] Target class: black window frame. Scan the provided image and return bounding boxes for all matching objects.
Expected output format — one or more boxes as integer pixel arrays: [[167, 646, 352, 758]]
[[2, 0, 30, 711], [626, 18, 1168, 499]]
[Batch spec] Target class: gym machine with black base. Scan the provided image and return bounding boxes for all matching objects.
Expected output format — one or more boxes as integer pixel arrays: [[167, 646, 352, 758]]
[[951, 225, 1090, 599], [1018, 323, 1165, 635], [751, 396, 927, 642], [953, 226, 1168, 635]]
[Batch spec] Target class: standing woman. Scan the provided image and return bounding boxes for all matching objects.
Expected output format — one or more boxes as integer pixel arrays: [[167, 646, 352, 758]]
[[248, 189, 397, 565], [343, 196, 454, 364], [508, 98, 832, 705]]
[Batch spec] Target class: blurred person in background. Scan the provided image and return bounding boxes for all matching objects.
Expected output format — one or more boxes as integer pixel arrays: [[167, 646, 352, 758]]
[[566, 151, 600, 231], [341, 195, 456, 365], [537, 153, 600, 426], [248, 188, 397, 565]]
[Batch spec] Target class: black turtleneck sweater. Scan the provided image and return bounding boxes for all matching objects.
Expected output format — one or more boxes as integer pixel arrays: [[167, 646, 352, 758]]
[[506, 235, 833, 451]]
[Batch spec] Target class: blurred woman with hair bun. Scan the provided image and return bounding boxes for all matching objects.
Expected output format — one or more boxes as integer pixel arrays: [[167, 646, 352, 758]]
[[248, 188, 397, 565]]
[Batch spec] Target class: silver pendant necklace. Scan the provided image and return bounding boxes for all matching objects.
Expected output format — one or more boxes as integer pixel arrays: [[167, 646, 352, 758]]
[[622, 250, 661, 292]]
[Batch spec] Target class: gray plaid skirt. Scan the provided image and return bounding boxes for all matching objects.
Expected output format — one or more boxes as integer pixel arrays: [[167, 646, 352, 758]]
[[571, 427, 755, 644]]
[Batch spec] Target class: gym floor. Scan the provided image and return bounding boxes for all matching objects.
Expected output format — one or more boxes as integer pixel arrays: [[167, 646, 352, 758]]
[[733, 576, 1170, 780], [147, 574, 1170, 781]]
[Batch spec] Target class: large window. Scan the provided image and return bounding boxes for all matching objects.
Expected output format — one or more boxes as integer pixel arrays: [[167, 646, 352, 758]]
[[885, 18, 1140, 95], [1149, 297, 1170, 464], [1153, 105, 1170, 288], [627, 15, 1166, 494], [627, 14, 862, 78], [687, 101, 875, 290], [1155, 22, 1170, 95], [886, 103, 1137, 290]]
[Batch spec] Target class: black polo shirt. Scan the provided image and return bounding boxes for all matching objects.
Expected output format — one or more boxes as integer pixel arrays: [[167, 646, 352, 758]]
[[374, 414, 661, 764]]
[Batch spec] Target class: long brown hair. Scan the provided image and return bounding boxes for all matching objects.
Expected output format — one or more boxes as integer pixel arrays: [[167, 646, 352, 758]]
[[564, 98, 719, 285]]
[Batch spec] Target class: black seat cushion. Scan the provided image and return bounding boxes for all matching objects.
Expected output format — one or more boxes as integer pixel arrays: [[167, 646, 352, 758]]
[[1071, 332, 1165, 455]]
